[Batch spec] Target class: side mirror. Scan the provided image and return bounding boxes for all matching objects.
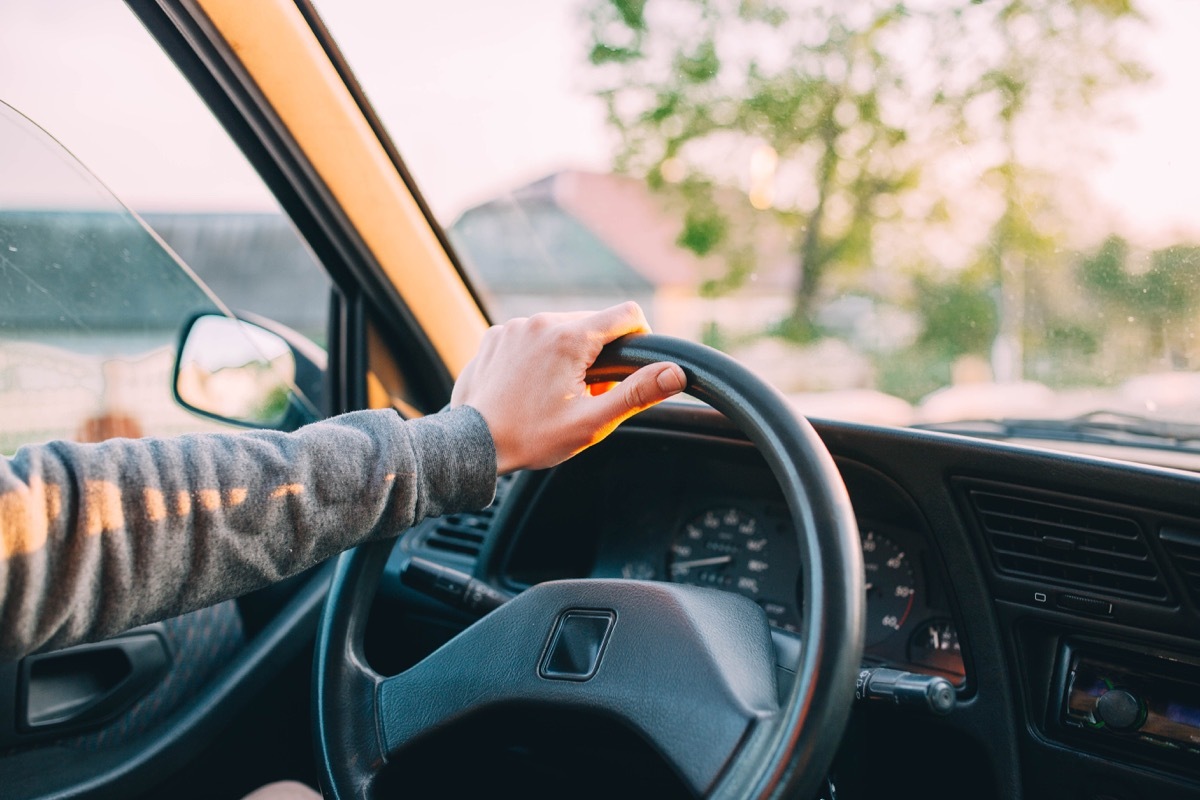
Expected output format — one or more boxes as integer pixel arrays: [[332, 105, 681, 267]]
[[173, 314, 321, 430]]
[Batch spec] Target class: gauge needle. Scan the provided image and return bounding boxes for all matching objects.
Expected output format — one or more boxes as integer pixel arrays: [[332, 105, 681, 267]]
[[670, 555, 734, 571]]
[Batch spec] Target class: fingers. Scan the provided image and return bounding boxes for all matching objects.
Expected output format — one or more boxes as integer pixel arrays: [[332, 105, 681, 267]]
[[567, 301, 651, 343], [450, 301, 677, 473], [581, 361, 687, 435]]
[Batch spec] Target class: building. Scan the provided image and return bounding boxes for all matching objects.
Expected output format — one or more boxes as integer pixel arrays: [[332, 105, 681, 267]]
[[449, 171, 797, 341]]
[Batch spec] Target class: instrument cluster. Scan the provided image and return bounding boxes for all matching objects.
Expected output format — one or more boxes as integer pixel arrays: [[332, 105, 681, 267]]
[[620, 501, 965, 681], [500, 432, 967, 683]]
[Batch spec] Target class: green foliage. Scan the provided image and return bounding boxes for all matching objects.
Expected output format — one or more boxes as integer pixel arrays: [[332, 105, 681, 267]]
[[701, 320, 728, 350], [1044, 324, 1099, 357], [677, 204, 727, 256], [768, 313, 820, 344], [586, 0, 649, 66], [1024, 323, 1104, 388], [589, 43, 642, 65], [611, 0, 647, 29], [585, 0, 1150, 391], [914, 275, 999, 359], [1080, 236, 1200, 315], [1077, 237, 1200, 371], [876, 345, 955, 404], [675, 40, 720, 84], [1079, 235, 1130, 295], [255, 384, 292, 425], [737, 1, 788, 27], [1146, 245, 1200, 314], [587, 0, 925, 324], [699, 247, 753, 297]]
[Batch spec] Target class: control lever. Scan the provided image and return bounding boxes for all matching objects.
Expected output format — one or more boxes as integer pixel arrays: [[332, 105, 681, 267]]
[[855, 667, 956, 715], [401, 556, 513, 616]]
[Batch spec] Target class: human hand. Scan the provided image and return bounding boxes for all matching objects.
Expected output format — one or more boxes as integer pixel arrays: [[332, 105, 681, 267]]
[[450, 302, 687, 474]]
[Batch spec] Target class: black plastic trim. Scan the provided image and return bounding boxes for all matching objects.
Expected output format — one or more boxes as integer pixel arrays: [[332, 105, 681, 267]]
[[486, 421, 977, 693], [1006, 610, 1200, 798], [625, 406, 1026, 798], [170, 311, 325, 431], [951, 476, 1200, 640], [328, 288, 368, 416], [0, 564, 333, 800], [18, 629, 171, 735]]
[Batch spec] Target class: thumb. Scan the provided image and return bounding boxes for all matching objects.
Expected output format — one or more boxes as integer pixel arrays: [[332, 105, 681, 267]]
[[583, 361, 687, 432]]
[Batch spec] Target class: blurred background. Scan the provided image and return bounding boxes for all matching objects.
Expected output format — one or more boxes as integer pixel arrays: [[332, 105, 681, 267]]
[[3, 0, 1199, 441]]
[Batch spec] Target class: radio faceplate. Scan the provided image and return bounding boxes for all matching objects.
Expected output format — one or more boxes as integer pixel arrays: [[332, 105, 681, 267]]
[[1058, 642, 1200, 768]]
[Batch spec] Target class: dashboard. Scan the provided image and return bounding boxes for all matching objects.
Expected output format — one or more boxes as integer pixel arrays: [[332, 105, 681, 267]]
[[378, 402, 1200, 800], [497, 429, 966, 684]]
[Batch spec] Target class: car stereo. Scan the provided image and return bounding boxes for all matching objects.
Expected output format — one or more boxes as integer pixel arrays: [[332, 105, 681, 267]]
[[1059, 643, 1200, 766]]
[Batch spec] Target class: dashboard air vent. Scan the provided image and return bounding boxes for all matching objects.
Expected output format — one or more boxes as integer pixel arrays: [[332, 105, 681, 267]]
[[424, 473, 514, 560], [1159, 527, 1200, 606], [968, 490, 1169, 602]]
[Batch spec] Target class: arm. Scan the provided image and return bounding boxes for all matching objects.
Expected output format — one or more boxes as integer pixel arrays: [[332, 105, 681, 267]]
[[0, 407, 494, 659]]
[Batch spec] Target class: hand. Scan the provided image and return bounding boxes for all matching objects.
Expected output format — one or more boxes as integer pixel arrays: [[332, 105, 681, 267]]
[[450, 302, 687, 474]]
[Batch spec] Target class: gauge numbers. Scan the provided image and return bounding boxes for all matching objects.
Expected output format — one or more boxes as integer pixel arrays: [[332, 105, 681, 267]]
[[668, 506, 799, 632], [861, 529, 916, 647], [666, 509, 923, 641]]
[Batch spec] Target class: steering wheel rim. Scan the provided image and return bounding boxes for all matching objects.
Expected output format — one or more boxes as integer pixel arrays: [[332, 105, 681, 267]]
[[314, 334, 865, 799]]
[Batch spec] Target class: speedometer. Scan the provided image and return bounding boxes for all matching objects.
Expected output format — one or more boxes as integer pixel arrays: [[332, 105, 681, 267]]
[[667, 506, 800, 632]]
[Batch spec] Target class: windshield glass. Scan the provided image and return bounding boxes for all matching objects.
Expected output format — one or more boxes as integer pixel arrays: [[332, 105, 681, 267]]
[[315, 1, 1200, 459]]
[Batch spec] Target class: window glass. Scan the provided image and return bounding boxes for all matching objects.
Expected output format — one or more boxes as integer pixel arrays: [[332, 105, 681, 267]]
[[0, 103, 224, 449], [0, 1, 331, 451], [314, 0, 1200, 457]]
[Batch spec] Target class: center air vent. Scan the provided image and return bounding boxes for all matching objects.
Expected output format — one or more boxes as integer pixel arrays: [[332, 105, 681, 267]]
[[423, 473, 515, 561], [1159, 527, 1200, 606], [967, 489, 1169, 603]]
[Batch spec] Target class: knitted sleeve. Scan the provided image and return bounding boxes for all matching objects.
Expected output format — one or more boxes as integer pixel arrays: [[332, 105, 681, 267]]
[[0, 406, 497, 659]]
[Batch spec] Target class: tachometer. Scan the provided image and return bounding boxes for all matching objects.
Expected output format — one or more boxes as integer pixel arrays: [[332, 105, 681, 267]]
[[861, 528, 916, 646], [668, 506, 800, 632]]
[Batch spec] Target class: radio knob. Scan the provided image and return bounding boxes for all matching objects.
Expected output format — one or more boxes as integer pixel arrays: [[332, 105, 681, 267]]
[[1095, 688, 1144, 731]]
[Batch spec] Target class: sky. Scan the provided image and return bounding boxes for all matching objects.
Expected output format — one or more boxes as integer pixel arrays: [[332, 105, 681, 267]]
[[0, 1, 275, 213], [1, 0, 1198, 248]]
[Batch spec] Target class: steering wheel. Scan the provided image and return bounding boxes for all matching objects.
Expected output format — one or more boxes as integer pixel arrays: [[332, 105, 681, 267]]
[[314, 334, 865, 799]]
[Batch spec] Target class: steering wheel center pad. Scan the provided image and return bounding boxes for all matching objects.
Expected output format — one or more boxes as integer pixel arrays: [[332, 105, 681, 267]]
[[378, 579, 778, 795]]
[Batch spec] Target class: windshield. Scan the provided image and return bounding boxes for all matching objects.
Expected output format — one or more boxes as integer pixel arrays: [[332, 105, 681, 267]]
[[320, 1, 1198, 459]]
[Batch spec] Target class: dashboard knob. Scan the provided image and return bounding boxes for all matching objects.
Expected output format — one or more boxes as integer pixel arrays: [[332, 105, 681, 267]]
[[1095, 688, 1144, 731]]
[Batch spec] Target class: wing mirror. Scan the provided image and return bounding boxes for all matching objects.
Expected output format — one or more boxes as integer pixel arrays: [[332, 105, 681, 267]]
[[173, 313, 323, 431]]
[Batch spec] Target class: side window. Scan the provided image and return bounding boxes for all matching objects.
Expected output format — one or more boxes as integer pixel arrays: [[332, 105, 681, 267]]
[[0, 102, 227, 448], [0, 3, 331, 451]]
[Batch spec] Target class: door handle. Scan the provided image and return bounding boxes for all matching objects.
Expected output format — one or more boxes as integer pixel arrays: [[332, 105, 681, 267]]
[[18, 626, 171, 733]]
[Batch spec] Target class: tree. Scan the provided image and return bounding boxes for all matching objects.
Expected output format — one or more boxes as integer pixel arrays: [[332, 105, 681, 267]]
[[945, 0, 1149, 381], [585, 0, 1148, 363], [1080, 236, 1200, 372], [586, 0, 930, 338]]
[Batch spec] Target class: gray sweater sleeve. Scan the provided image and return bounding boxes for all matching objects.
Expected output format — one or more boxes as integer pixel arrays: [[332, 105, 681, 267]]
[[0, 405, 497, 660]]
